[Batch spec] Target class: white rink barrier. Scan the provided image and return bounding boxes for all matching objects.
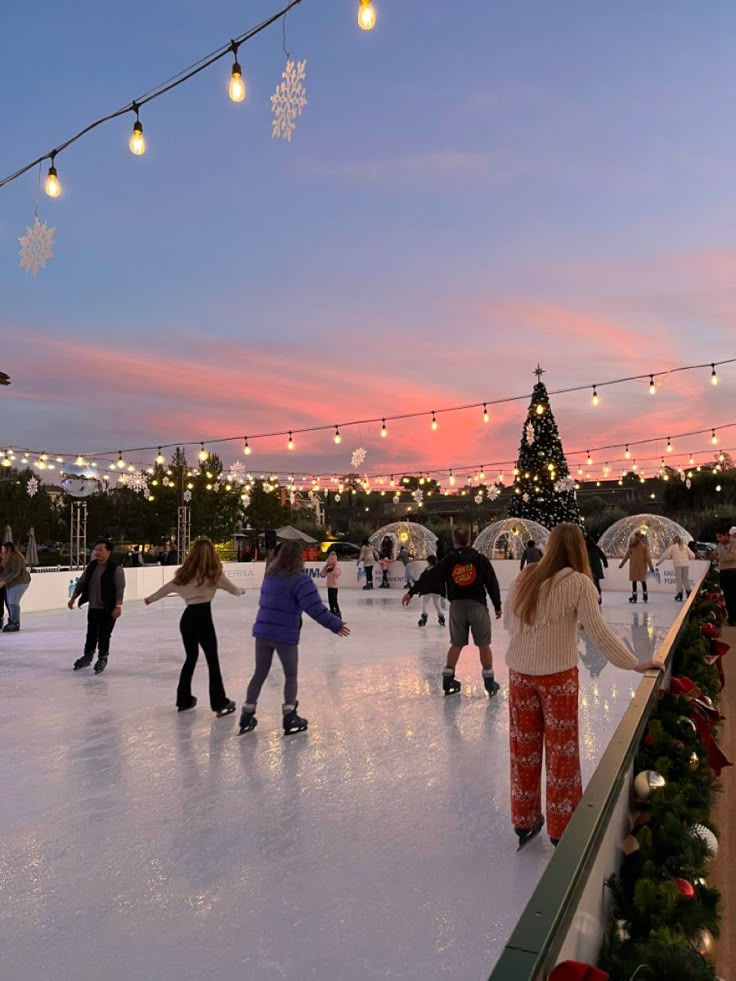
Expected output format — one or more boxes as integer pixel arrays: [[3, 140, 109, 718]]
[[19, 559, 711, 615]]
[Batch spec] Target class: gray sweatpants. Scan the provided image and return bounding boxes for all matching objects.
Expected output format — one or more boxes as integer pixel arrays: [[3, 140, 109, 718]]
[[674, 566, 691, 595], [245, 638, 299, 707]]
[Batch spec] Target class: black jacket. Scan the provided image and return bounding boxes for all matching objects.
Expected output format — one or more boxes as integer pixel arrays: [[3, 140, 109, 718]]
[[75, 560, 120, 613], [520, 546, 543, 570], [408, 547, 501, 611]]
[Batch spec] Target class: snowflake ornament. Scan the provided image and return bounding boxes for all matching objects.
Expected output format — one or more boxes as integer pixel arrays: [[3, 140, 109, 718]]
[[393, 494, 400, 505], [474, 493, 483, 505], [351, 447, 367, 470], [19, 216, 55, 276], [686, 478, 692, 490], [241, 493, 251, 508], [487, 485, 501, 502], [127, 470, 148, 495], [525, 422, 535, 444], [334, 493, 341, 503], [228, 460, 247, 484], [182, 489, 192, 503], [522, 492, 530, 503], [26, 476, 39, 497], [412, 488, 424, 505], [289, 490, 297, 506], [271, 59, 307, 142], [554, 476, 576, 494]]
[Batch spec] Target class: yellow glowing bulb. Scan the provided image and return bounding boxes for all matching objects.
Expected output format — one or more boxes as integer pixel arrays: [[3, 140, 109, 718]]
[[334, 428, 342, 445], [483, 404, 489, 423], [45, 164, 61, 198], [711, 430, 718, 445], [288, 433, 295, 450], [129, 120, 146, 156], [536, 404, 545, 415], [198, 445, 208, 462], [229, 63, 246, 103], [592, 388, 599, 407], [711, 365, 718, 386], [156, 450, 165, 465], [667, 440, 673, 453], [625, 446, 631, 459], [431, 413, 438, 430], [244, 440, 252, 456], [117, 457, 125, 469], [358, 0, 376, 30], [381, 420, 387, 438], [74, 455, 86, 466], [649, 376, 656, 395]]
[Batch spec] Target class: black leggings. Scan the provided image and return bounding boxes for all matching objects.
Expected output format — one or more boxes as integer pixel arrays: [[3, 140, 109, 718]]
[[178, 603, 228, 711], [327, 587, 341, 617], [631, 581, 648, 596], [364, 566, 374, 587], [720, 569, 736, 623]]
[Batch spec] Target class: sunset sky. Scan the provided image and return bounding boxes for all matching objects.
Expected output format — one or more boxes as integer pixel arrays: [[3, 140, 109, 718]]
[[2, 0, 736, 478]]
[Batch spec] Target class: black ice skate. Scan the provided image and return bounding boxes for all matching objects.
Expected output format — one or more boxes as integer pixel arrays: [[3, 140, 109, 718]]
[[515, 817, 545, 852], [642, 593, 649, 603], [628, 594, 637, 604], [418, 613, 428, 627], [73, 654, 93, 670], [438, 614, 445, 626], [283, 701, 308, 735], [93, 656, 108, 674], [442, 669, 461, 696], [674, 592, 683, 602], [239, 706, 258, 733], [216, 699, 236, 718], [483, 669, 500, 698], [177, 696, 197, 712]]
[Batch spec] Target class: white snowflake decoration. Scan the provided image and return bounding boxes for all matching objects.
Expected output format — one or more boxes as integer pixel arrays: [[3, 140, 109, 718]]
[[474, 493, 483, 505], [228, 460, 247, 484], [525, 421, 535, 444], [289, 490, 297, 506], [487, 485, 501, 502], [241, 493, 251, 508], [686, 478, 692, 490], [554, 476, 576, 494], [19, 216, 55, 276], [271, 59, 307, 142], [334, 493, 341, 503], [127, 470, 148, 495], [522, 492, 530, 503], [182, 489, 192, 503], [412, 488, 424, 505], [26, 476, 39, 497], [351, 447, 367, 470]]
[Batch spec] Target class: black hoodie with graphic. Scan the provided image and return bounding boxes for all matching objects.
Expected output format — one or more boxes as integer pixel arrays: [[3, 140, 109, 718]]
[[407, 546, 501, 611]]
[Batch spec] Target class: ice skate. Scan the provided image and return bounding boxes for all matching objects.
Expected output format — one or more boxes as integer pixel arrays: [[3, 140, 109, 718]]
[[239, 706, 257, 734], [643, 593, 648, 603], [283, 702, 308, 735], [177, 696, 197, 712], [628, 594, 637, 604], [442, 669, 461, 696], [483, 669, 500, 698], [418, 613, 428, 627], [93, 656, 108, 674], [515, 817, 544, 851], [2, 622, 19, 632], [73, 654, 93, 670], [674, 592, 682, 602], [216, 699, 236, 718], [438, 614, 445, 626]]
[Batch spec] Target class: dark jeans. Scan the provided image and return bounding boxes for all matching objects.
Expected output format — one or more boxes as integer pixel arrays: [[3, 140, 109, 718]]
[[720, 569, 736, 623], [84, 608, 116, 658], [631, 581, 648, 596], [245, 638, 299, 707], [364, 566, 374, 587], [178, 603, 228, 711], [327, 587, 341, 617], [593, 578, 602, 597]]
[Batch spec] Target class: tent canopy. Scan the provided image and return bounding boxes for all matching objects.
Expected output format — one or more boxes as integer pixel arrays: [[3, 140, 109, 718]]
[[25, 527, 39, 566], [276, 526, 318, 544]]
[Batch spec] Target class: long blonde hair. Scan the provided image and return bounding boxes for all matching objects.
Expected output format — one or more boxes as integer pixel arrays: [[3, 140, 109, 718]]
[[512, 523, 592, 626], [174, 538, 222, 587], [265, 539, 304, 578]]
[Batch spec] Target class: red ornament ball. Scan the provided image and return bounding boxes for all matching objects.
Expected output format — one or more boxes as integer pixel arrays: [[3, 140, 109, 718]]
[[675, 877, 696, 899]]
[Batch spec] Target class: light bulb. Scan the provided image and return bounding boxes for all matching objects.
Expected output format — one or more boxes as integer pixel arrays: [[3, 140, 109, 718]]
[[243, 438, 252, 456], [334, 427, 342, 445], [288, 432, 295, 451], [592, 387, 599, 407], [625, 445, 631, 459], [381, 419, 387, 438], [129, 118, 145, 156], [667, 439, 673, 453], [45, 163, 61, 198], [711, 364, 718, 386], [198, 444, 208, 462], [649, 375, 656, 395], [689, 455, 694, 465], [483, 404, 489, 423], [449, 471, 455, 486], [116, 453, 125, 469], [156, 449, 165, 465], [74, 455, 86, 466], [229, 61, 246, 102], [586, 452, 593, 465], [358, 0, 376, 30], [712, 430, 718, 445], [536, 404, 545, 415], [431, 412, 438, 431]]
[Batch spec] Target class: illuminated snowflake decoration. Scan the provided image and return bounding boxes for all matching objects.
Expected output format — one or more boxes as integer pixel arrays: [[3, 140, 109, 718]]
[[686, 478, 692, 490], [412, 488, 424, 505], [525, 421, 535, 444], [228, 460, 247, 484], [487, 485, 501, 502], [334, 493, 341, 503], [271, 59, 307, 142], [127, 470, 148, 495], [554, 476, 576, 494], [241, 493, 251, 508], [393, 494, 400, 505], [474, 493, 483, 505], [351, 446, 367, 470], [182, 490, 192, 503], [18, 216, 55, 276], [289, 489, 297, 506], [522, 492, 530, 503], [26, 476, 39, 497]]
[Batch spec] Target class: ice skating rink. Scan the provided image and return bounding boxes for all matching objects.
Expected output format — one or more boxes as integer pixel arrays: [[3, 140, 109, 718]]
[[0, 589, 676, 981]]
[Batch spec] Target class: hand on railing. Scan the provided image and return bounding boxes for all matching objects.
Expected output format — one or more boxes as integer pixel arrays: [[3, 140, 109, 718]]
[[634, 659, 665, 674]]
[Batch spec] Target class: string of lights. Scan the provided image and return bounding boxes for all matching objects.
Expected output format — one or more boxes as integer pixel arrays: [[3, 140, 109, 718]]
[[0, 1, 379, 195]]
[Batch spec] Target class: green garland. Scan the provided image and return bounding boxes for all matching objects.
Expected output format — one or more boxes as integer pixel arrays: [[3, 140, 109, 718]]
[[599, 568, 726, 981]]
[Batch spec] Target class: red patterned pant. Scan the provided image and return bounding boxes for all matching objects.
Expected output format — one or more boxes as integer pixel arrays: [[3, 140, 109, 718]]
[[509, 667, 582, 841]]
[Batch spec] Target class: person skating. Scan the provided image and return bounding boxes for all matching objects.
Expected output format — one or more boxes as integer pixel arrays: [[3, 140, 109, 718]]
[[656, 535, 695, 601], [505, 523, 662, 850], [398, 544, 415, 588], [357, 538, 379, 590], [320, 548, 342, 617], [68, 539, 125, 672], [239, 540, 350, 735], [378, 535, 394, 588], [402, 527, 502, 697], [619, 531, 654, 603], [414, 554, 446, 627], [585, 534, 608, 603], [715, 526, 736, 626], [0, 542, 31, 632], [144, 538, 244, 716], [519, 539, 543, 571]]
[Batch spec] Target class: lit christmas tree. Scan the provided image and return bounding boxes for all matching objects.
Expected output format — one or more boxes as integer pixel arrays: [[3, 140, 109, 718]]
[[508, 366, 581, 527]]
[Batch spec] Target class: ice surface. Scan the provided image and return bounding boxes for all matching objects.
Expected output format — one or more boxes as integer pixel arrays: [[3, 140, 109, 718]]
[[0, 590, 677, 981]]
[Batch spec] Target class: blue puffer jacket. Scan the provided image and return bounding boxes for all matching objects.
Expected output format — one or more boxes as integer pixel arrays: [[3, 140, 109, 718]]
[[253, 572, 343, 646]]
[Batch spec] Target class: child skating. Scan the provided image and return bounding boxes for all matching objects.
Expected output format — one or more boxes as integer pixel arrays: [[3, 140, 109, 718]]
[[239, 540, 350, 735], [413, 555, 446, 627], [144, 538, 245, 716], [320, 548, 342, 617]]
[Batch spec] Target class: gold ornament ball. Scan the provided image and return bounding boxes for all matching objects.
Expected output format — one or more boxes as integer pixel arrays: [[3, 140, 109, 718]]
[[633, 770, 666, 801], [691, 927, 716, 963], [689, 751, 700, 771]]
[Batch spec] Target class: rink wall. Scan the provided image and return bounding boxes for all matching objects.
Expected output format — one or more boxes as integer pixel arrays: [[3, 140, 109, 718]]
[[20, 559, 710, 614]]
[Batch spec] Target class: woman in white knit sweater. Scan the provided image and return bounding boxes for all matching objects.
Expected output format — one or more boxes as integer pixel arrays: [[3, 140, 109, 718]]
[[504, 523, 662, 850], [656, 535, 695, 601]]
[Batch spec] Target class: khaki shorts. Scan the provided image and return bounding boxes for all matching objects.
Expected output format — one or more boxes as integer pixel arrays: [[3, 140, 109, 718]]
[[449, 599, 492, 647]]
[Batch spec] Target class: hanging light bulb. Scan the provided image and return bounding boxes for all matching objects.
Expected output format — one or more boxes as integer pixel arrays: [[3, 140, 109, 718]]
[[591, 386, 599, 407], [632, 461, 638, 471], [711, 429, 719, 445], [483, 403, 489, 423], [689, 454, 695, 465], [74, 455, 86, 466], [243, 437, 252, 456], [116, 452, 126, 469], [711, 363, 719, 386], [449, 470, 456, 486], [228, 48, 246, 102], [334, 426, 342, 445], [156, 448, 165, 465], [357, 0, 376, 30], [666, 437, 673, 453], [288, 432, 295, 451], [45, 155, 61, 198], [624, 445, 631, 460], [431, 412, 438, 431], [198, 443, 209, 463], [649, 374, 656, 395], [586, 451, 593, 465], [129, 105, 146, 156], [381, 419, 387, 438]]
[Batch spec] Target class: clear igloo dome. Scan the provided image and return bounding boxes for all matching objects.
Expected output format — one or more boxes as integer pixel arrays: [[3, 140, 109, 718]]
[[473, 518, 551, 561], [370, 521, 438, 561], [597, 514, 693, 559]]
